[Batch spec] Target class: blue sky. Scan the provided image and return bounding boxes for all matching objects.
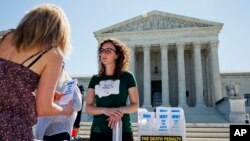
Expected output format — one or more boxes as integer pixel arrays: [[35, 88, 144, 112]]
[[1, 0, 249, 76]]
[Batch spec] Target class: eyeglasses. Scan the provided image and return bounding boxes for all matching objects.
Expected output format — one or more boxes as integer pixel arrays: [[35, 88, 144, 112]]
[[98, 48, 116, 55]]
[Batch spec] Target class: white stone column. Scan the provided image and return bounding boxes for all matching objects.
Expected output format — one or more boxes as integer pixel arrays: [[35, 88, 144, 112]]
[[176, 43, 187, 107], [126, 45, 135, 106], [210, 41, 223, 102], [142, 45, 152, 108], [160, 44, 170, 106], [129, 46, 135, 75], [193, 42, 205, 107]]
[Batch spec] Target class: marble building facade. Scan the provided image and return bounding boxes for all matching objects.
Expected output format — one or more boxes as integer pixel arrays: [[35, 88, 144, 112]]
[[74, 11, 250, 119], [93, 10, 223, 108]]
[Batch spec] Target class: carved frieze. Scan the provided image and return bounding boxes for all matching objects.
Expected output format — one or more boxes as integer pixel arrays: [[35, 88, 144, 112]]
[[104, 15, 212, 33]]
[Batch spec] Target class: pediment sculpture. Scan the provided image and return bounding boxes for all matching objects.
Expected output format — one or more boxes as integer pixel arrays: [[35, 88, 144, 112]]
[[104, 15, 212, 33]]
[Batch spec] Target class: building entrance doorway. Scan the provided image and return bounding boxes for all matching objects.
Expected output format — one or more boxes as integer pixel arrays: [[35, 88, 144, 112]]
[[151, 80, 162, 107]]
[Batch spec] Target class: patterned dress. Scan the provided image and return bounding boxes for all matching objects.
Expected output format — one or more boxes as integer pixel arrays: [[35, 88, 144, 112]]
[[0, 58, 40, 141], [0, 30, 51, 141]]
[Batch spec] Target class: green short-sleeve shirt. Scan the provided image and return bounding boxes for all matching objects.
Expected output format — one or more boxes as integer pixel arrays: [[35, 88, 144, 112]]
[[88, 71, 137, 133]]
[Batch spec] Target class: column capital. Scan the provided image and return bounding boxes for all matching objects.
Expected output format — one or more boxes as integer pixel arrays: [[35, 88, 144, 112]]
[[143, 44, 151, 50], [160, 43, 169, 50], [129, 46, 135, 51], [160, 42, 170, 45], [209, 40, 219, 48], [126, 44, 134, 48], [143, 43, 151, 47], [176, 42, 185, 50], [193, 42, 202, 48], [193, 41, 202, 46], [176, 42, 185, 46], [176, 43, 185, 51]]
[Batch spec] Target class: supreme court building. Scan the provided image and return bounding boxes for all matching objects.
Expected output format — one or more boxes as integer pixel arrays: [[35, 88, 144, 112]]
[[94, 10, 223, 108], [77, 11, 250, 122]]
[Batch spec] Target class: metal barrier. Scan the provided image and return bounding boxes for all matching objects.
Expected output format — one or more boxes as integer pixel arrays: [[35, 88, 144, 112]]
[[112, 122, 122, 141]]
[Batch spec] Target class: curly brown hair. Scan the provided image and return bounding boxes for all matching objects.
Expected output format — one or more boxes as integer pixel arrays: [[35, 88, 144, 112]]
[[98, 38, 129, 79]]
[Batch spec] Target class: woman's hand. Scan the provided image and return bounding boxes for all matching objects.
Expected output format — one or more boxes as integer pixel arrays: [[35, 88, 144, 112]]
[[54, 91, 64, 101], [103, 108, 123, 119], [107, 117, 122, 129], [105, 108, 123, 128]]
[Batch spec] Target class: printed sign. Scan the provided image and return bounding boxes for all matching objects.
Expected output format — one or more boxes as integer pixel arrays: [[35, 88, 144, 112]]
[[141, 136, 182, 141], [59, 79, 78, 105], [138, 107, 186, 141]]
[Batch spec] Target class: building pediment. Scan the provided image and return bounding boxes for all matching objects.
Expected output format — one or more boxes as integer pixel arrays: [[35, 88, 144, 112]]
[[94, 10, 223, 35]]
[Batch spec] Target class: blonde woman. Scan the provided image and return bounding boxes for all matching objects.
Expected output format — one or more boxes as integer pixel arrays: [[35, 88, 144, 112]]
[[0, 4, 73, 140], [86, 38, 139, 141]]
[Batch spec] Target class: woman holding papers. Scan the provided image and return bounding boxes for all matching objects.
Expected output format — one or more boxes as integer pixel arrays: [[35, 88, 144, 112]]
[[35, 69, 82, 141], [0, 4, 73, 141], [86, 38, 139, 141]]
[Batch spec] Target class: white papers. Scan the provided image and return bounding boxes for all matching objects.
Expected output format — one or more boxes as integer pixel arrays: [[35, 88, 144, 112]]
[[59, 79, 78, 105], [155, 107, 170, 135], [138, 107, 186, 140], [138, 108, 156, 136]]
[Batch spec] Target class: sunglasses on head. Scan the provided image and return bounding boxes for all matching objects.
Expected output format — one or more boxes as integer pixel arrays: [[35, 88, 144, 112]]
[[98, 48, 116, 55]]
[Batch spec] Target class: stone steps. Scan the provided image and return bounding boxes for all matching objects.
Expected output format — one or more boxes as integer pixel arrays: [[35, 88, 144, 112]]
[[81, 107, 229, 123], [187, 127, 229, 132], [183, 107, 228, 123], [76, 122, 230, 141]]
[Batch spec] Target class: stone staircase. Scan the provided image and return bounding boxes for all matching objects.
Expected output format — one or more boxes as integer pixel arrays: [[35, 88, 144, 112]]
[[183, 107, 228, 123], [186, 123, 229, 141], [77, 122, 230, 141], [81, 107, 229, 123]]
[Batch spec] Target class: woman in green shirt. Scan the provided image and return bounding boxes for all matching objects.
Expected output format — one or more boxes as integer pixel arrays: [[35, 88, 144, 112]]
[[86, 38, 139, 141]]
